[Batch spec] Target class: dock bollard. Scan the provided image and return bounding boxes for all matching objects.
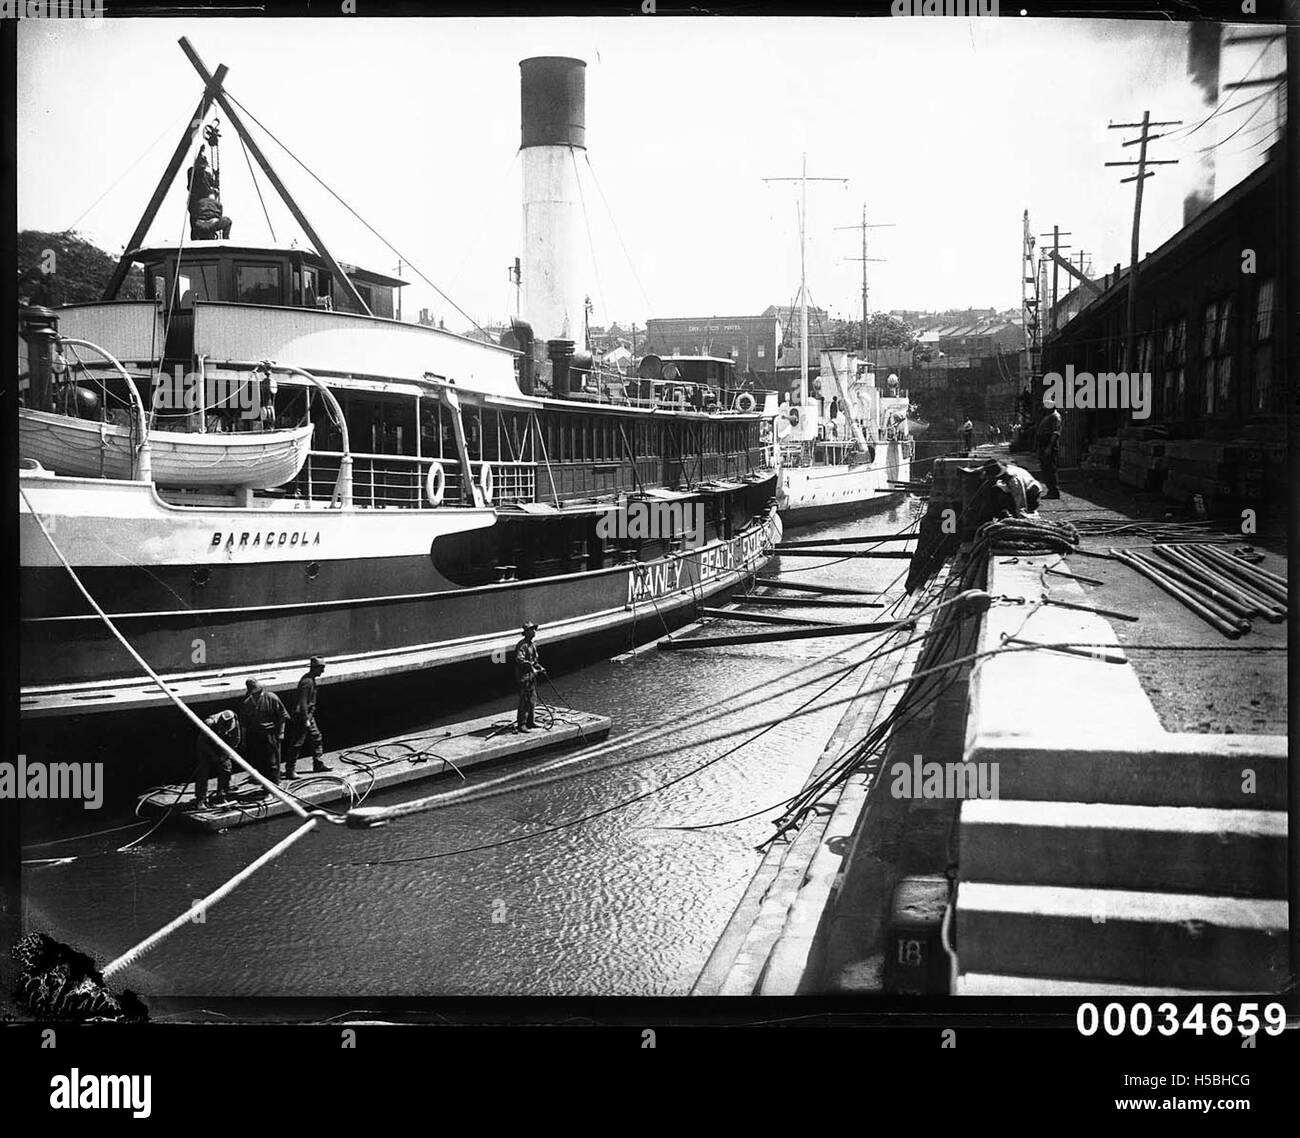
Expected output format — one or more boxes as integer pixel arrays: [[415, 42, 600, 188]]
[[884, 875, 952, 994]]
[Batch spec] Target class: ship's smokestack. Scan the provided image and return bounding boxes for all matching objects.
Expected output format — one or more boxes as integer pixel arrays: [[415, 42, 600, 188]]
[[1184, 23, 1220, 226], [520, 56, 588, 360]]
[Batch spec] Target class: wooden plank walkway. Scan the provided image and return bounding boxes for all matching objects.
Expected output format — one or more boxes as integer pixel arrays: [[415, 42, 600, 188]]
[[137, 709, 612, 832]]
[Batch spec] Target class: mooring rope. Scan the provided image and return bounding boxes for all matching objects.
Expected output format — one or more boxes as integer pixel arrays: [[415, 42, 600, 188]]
[[20, 484, 337, 978], [20, 483, 327, 824], [101, 818, 318, 981]]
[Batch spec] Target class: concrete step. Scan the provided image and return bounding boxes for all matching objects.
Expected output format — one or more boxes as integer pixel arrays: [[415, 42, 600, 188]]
[[959, 800, 1287, 897], [956, 882, 1288, 991], [965, 734, 1286, 810]]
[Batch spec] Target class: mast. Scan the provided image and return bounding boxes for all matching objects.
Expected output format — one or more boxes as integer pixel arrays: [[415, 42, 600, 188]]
[[800, 155, 808, 403], [763, 153, 846, 406], [835, 203, 891, 360]]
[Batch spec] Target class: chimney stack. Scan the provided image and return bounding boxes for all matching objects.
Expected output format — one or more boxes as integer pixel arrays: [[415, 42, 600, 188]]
[[520, 57, 588, 355]]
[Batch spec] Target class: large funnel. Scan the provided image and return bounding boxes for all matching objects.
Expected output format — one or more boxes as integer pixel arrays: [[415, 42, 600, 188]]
[[520, 57, 588, 350]]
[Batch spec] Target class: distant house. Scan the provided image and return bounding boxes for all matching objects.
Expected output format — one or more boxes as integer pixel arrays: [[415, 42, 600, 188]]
[[644, 313, 781, 377]]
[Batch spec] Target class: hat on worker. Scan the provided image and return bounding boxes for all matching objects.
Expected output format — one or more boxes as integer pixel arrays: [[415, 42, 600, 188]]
[[522, 621, 539, 633], [309, 655, 325, 670]]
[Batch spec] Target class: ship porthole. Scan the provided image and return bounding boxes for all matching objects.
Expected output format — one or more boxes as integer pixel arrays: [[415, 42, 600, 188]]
[[191, 566, 211, 588], [306, 561, 321, 581]]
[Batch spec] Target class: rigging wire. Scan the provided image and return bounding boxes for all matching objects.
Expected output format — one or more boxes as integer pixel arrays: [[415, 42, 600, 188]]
[[223, 90, 490, 340], [581, 151, 656, 318], [58, 107, 194, 236], [570, 146, 608, 340], [236, 126, 277, 243]]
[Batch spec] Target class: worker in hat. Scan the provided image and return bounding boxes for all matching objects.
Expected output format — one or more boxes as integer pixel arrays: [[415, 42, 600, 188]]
[[284, 656, 329, 780], [238, 678, 288, 791], [513, 622, 545, 732], [961, 417, 974, 455], [194, 708, 241, 809], [979, 457, 1043, 517], [1035, 399, 1062, 498]]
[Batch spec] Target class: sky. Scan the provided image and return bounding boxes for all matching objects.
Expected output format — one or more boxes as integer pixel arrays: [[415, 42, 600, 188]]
[[17, 16, 1286, 335]]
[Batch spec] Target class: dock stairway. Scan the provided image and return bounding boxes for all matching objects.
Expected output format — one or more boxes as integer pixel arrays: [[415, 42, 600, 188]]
[[954, 557, 1288, 994]]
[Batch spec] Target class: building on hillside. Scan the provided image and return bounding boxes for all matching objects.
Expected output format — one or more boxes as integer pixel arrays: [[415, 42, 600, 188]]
[[643, 313, 781, 379]]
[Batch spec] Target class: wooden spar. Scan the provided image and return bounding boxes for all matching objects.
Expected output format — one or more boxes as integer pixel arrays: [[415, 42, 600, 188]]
[[177, 37, 373, 317], [658, 619, 910, 650], [775, 534, 918, 548], [699, 607, 838, 627], [102, 63, 230, 301], [775, 548, 913, 558], [753, 577, 880, 595], [732, 595, 886, 609]]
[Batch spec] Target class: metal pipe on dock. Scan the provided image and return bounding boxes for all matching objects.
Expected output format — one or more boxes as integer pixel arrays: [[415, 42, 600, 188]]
[[1147, 547, 1267, 620], [1110, 548, 1244, 638], [1169, 543, 1286, 612], [1153, 545, 1284, 621], [1190, 544, 1288, 604], [1127, 549, 1250, 630]]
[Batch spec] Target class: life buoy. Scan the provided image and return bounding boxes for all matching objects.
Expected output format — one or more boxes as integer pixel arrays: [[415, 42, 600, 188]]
[[425, 460, 446, 507], [733, 392, 756, 413], [788, 406, 801, 427], [479, 463, 495, 504]]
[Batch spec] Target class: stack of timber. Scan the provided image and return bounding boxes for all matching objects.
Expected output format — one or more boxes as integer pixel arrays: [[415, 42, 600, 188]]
[[1081, 436, 1119, 474], [1117, 430, 1166, 491]]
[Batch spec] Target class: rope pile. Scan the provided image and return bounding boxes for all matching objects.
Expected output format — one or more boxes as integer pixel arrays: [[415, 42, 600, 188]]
[[971, 514, 1080, 558], [11, 933, 148, 1022]]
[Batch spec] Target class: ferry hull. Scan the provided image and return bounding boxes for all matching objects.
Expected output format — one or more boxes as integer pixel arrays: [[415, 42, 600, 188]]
[[777, 438, 913, 528], [20, 469, 780, 720]]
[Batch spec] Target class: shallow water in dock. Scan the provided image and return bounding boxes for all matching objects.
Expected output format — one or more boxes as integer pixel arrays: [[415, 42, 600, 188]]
[[22, 501, 921, 999]]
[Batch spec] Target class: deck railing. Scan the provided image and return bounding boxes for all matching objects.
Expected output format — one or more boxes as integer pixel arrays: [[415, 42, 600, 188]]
[[288, 451, 536, 509]]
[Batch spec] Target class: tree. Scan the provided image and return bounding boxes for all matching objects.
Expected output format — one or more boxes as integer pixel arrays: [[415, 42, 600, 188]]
[[826, 313, 917, 352], [17, 231, 144, 307]]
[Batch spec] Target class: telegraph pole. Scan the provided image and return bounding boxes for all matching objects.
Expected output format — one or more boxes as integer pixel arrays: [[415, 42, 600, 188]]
[[1038, 225, 1072, 334], [1106, 111, 1181, 373], [836, 203, 892, 356], [763, 154, 849, 405]]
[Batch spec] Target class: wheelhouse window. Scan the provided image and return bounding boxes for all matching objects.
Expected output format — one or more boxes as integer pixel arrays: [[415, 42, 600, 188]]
[[236, 263, 283, 305], [174, 261, 220, 308]]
